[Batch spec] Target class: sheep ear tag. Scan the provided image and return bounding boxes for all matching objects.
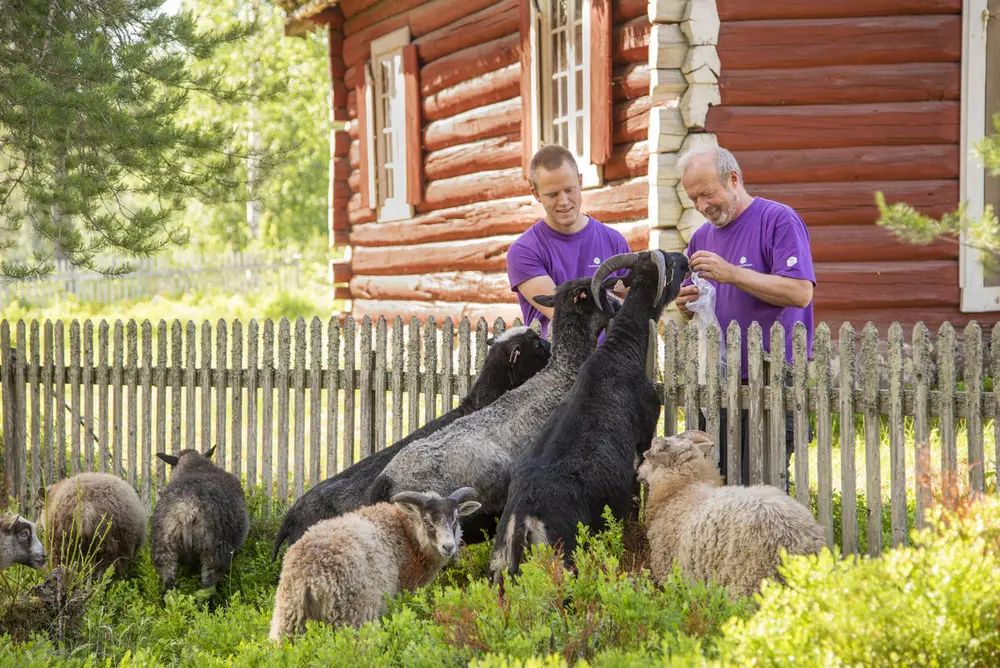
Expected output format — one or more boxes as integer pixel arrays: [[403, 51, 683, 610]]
[[573, 289, 588, 304], [508, 347, 520, 365]]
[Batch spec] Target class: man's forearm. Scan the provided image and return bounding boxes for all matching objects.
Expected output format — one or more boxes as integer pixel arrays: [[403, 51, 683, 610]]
[[729, 267, 812, 308]]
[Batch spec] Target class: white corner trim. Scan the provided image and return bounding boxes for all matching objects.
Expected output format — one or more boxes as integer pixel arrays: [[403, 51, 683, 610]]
[[377, 198, 414, 223], [370, 26, 411, 58], [959, 0, 999, 311], [363, 63, 377, 210]]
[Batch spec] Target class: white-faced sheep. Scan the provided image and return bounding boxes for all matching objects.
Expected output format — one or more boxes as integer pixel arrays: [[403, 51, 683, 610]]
[[637, 430, 827, 598], [271, 326, 551, 559], [269, 487, 480, 641], [34, 472, 146, 578], [0, 513, 46, 571], [367, 277, 619, 538], [150, 446, 249, 605]]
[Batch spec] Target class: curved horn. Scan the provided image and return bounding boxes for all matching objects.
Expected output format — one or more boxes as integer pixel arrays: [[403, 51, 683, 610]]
[[590, 253, 639, 314], [390, 491, 432, 507], [652, 250, 666, 306], [447, 486, 478, 503]]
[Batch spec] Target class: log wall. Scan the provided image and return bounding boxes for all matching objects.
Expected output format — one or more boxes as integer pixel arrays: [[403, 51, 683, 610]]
[[334, 0, 652, 323], [704, 0, 999, 335]]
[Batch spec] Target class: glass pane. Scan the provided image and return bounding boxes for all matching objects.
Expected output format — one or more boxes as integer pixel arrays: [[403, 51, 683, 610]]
[[550, 75, 560, 120], [559, 76, 567, 119], [575, 68, 583, 112], [386, 165, 394, 199], [575, 22, 582, 68], [558, 0, 566, 26], [576, 116, 584, 156], [385, 129, 393, 164], [549, 0, 558, 24]]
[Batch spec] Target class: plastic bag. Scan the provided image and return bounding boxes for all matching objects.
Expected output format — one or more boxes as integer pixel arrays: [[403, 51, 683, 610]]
[[686, 272, 726, 384]]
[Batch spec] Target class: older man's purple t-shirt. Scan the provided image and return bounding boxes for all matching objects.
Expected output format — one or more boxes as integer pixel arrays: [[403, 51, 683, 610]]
[[685, 197, 816, 379], [506, 216, 631, 338]]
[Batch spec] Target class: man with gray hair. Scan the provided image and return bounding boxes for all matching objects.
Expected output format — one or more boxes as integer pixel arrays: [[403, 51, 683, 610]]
[[675, 144, 815, 488]]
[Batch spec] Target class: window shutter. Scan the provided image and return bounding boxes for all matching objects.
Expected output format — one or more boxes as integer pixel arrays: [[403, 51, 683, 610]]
[[519, 0, 534, 180], [589, 0, 612, 166], [355, 63, 376, 210], [402, 45, 423, 206]]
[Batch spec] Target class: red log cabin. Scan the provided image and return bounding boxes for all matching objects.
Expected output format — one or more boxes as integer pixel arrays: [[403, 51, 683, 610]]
[[280, 0, 1000, 337]]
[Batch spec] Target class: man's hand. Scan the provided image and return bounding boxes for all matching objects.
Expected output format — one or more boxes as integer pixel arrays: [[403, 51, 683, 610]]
[[675, 284, 699, 318], [689, 251, 737, 284]]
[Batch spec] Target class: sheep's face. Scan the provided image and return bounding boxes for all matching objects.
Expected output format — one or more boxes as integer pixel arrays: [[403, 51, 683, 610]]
[[535, 278, 619, 341], [485, 327, 552, 388], [2, 514, 47, 570], [638, 431, 720, 488], [393, 489, 482, 560]]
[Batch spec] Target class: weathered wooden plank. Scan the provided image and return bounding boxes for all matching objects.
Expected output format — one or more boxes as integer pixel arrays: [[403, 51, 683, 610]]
[[342, 317, 357, 469], [391, 316, 404, 444], [860, 323, 881, 557], [839, 323, 858, 555], [939, 322, 957, 505], [98, 322, 110, 475], [423, 98, 521, 154], [768, 323, 786, 489], [423, 317, 438, 427], [352, 300, 522, 329], [0, 323, 15, 501], [965, 322, 985, 492], [350, 272, 513, 304], [200, 322, 212, 454], [888, 323, 907, 547], [475, 317, 489, 375], [374, 317, 388, 451], [612, 96, 651, 144], [717, 0, 961, 21], [717, 16, 961, 70], [605, 141, 649, 182], [140, 321, 153, 507], [421, 33, 519, 98], [407, 317, 420, 435], [359, 316, 374, 461], [725, 321, 742, 484], [424, 134, 520, 182], [613, 15, 650, 65], [423, 64, 519, 123], [42, 321, 54, 485], [747, 323, 764, 485], [293, 317, 307, 499], [215, 320, 228, 470], [683, 322, 699, 432], [615, 0, 648, 22], [792, 324, 810, 508], [83, 321, 94, 473], [231, 319, 244, 485], [720, 63, 960, 106], [309, 317, 322, 487], [69, 321, 81, 475], [184, 322, 196, 455], [704, 322, 721, 462], [808, 225, 958, 263], [29, 322, 41, 493], [591, 0, 613, 165], [169, 320, 182, 460], [126, 321, 139, 489], [326, 317, 340, 477], [913, 323, 932, 531], [275, 317, 292, 503], [994, 324, 1000, 493], [262, 320, 275, 502], [111, 321, 124, 479], [814, 262, 958, 311], [706, 102, 960, 150], [735, 145, 960, 184], [12, 323, 27, 509], [814, 325, 834, 548], [614, 63, 650, 102], [54, 321, 66, 480]]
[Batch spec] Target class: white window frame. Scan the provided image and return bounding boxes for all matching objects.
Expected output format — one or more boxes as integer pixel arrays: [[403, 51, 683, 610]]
[[528, 0, 602, 188], [369, 27, 412, 223], [960, 0, 1000, 311]]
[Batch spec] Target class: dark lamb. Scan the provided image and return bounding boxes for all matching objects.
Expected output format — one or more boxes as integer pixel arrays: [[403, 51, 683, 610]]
[[271, 327, 551, 559], [489, 250, 689, 581], [150, 446, 249, 605]]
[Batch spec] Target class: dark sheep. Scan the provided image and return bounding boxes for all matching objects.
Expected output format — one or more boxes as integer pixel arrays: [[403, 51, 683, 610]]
[[489, 250, 689, 581], [270, 326, 551, 559]]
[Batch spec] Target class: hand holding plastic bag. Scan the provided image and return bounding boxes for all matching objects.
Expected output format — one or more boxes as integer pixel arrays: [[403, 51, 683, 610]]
[[686, 273, 726, 384]]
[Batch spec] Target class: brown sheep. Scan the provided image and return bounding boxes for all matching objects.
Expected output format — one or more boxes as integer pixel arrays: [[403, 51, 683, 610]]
[[638, 430, 826, 598], [35, 472, 147, 578]]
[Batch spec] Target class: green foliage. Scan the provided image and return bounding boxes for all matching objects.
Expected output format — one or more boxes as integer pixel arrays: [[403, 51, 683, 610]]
[[0, 0, 264, 278], [718, 493, 1000, 667], [875, 111, 1000, 275]]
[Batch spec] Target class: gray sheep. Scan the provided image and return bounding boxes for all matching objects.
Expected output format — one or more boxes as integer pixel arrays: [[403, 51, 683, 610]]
[[150, 446, 249, 604], [367, 277, 617, 532], [0, 513, 46, 571], [34, 472, 146, 578], [269, 487, 480, 641], [638, 430, 827, 598]]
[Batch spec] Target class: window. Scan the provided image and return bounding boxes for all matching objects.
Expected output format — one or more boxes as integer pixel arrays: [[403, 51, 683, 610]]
[[520, 0, 611, 187], [960, 0, 1000, 310], [368, 27, 413, 223]]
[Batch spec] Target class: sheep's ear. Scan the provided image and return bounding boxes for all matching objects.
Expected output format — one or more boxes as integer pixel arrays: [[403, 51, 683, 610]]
[[643, 451, 671, 469], [486, 336, 496, 346], [156, 453, 179, 467], [204, 445, 217, 460], [392, 500, 423, 520], [572, 289, 589, 304], [534, 293, 556, 308], [457, 501, 481, 517]]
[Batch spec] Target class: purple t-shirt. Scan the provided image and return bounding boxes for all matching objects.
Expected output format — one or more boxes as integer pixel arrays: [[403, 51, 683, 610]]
[[506, 215, 632, 338], [684, 197, 816, 380]]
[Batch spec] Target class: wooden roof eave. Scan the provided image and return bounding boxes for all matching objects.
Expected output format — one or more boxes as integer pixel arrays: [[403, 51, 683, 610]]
[[280, 0, 341, 38]]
